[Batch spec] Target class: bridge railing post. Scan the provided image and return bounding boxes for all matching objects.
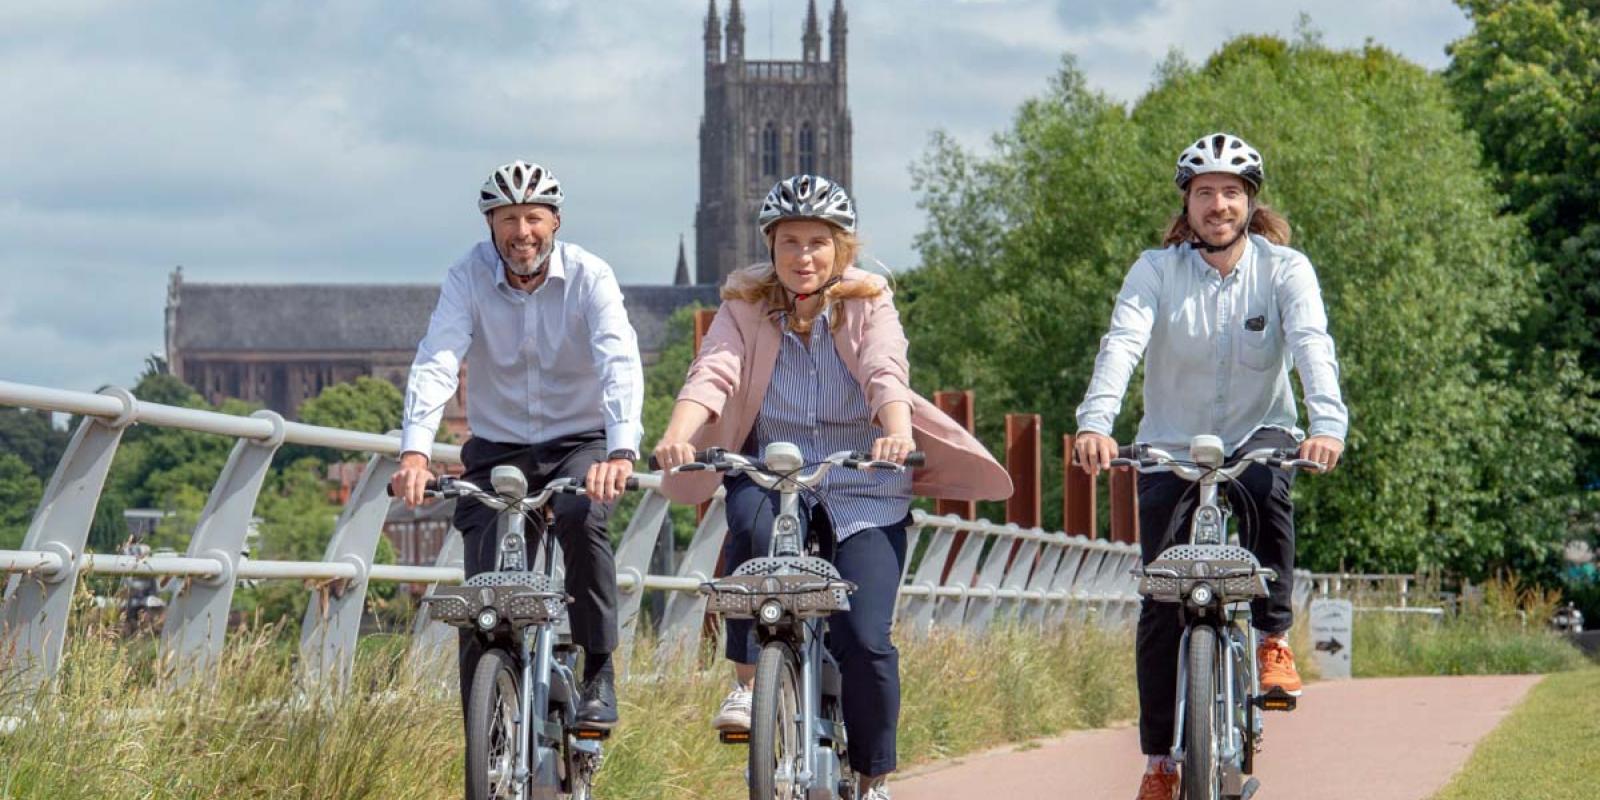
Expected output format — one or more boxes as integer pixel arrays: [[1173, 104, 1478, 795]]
[[159, 410, 284, 687], [1, 387, 134, 695], [298, 450, 398, 691]]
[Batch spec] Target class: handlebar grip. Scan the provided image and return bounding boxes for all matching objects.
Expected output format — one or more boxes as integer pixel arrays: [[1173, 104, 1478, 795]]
[[903, 451, 926, 469], [1116, 444, 1141, 459], [648, 448, 722, 471], [624, 477, 639, 490], [385, 479, 441, 497]]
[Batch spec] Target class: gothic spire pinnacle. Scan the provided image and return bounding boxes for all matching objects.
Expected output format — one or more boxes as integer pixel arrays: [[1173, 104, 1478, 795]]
[[675, 235, 691, 286]]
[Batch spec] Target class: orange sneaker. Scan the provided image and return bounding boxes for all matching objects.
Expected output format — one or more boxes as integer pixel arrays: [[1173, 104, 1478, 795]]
[[1258, 637, 1304, 697], [1135, 769, 1179, 800]]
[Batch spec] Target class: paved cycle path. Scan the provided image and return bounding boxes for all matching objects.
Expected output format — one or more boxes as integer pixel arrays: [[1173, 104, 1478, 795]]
[[892, 674, 1541, 800]]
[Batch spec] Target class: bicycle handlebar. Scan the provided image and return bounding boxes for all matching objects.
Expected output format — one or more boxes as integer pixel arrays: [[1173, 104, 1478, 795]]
[[648, 448, 925, 473], [386, 476, 640, 500]]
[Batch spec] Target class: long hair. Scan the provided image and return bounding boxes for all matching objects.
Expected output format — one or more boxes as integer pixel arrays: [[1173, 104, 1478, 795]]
[[720, 228, 882, 334], [1162, 194, 1292, 247]]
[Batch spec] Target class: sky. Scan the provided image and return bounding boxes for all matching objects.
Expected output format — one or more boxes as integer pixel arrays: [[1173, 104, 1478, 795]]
[[0, 0, 1473, 394]]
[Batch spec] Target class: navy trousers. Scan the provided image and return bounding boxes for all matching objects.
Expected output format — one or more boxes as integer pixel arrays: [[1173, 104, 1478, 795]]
[[720, 476, 908, 777]]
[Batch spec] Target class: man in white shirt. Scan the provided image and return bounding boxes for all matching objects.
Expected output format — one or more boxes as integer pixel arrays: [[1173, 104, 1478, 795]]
[[1072, 134, 1348, 800], [390, 160, 644, 730]]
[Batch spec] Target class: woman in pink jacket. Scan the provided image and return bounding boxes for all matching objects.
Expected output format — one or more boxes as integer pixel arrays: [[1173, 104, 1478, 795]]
[[653, 175, 1011, 799]]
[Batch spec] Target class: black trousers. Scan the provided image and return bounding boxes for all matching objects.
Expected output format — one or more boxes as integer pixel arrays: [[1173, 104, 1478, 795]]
[[1135, 427, 1298, 755], [451, 433, 619, 709], [720, 476, 908, 777]]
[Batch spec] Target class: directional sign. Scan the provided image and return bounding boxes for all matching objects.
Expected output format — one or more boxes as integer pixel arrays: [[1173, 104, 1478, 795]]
[[1309, 598, 1353, 680]]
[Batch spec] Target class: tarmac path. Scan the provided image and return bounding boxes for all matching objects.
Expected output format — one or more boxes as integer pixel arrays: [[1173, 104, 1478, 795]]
[[891, 674, 1541, 800]]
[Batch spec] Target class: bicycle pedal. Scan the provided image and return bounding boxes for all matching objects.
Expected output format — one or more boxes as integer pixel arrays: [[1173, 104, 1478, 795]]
[[573, 728, 610, 741], [1240, 777, 1261, 800], [719, 731, 751, 745], [1252, 687, 1298, 712]]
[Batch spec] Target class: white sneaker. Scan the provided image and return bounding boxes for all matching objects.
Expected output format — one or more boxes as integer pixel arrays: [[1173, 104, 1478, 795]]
[[862, 783, 892, 800], [711, 685, 752, 732]]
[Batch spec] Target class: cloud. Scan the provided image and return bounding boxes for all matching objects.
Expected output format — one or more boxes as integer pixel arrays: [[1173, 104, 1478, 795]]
[[0, 0, 1470, 392]]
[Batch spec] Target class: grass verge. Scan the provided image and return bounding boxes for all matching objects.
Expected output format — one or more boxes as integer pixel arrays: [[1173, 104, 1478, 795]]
[[1431, 668, 1600, 800], [0, 613, 1134, 800]]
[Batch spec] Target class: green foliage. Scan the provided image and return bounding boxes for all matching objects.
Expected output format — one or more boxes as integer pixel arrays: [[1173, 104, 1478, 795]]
[[294, 376, 405, 462], [0, 407, 69, 481], [1448, 0, 1600, 366], [0, 452, 43, 550], [904, 37, 1599, 579]]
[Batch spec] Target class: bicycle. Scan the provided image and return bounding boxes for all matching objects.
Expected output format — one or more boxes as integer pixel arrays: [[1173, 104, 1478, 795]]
[[398, 466, 634, 800], [1110, 434, 1322, 800], [656, 443, 921, 800]]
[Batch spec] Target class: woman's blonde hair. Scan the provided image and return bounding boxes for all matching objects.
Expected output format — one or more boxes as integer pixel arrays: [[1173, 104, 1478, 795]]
[[721, 227, 882, 334], [1162, 194, 1292, 247]]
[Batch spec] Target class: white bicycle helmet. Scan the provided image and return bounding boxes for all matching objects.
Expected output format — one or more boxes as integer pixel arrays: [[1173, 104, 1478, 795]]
[[758, 174, 857, 235], [1174, 133, 1264, 191], [478, 160, 564, 213]]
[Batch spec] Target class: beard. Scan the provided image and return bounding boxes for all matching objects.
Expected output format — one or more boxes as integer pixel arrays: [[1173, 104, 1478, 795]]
[[501, 238, 555, 276]]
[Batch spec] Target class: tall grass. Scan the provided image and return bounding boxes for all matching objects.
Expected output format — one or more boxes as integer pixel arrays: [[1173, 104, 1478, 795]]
[[1, 606, 1134, 800], [1349, 574, 1589, 677]]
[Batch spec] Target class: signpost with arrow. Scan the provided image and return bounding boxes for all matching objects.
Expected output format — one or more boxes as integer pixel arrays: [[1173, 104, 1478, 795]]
[[1310, 597, 1354, 679]]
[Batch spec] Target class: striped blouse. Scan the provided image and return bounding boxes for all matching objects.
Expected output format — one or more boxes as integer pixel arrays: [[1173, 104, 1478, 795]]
[[749, 309, 913, 540]]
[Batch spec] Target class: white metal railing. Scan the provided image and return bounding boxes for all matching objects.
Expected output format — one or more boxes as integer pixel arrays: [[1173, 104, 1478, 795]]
[[0, 378, 1314, 696]]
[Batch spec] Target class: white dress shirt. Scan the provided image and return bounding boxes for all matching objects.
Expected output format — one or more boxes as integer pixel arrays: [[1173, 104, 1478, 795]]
[[1075, 234, 1348, 460], [400, 240, 644, 458]]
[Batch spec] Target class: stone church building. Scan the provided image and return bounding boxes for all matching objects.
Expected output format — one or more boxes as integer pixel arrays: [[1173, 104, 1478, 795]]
[[696, 0, 852, 285], [165, 1, 853, 430]]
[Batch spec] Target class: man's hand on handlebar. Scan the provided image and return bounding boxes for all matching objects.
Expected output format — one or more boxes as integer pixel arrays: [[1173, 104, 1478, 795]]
[[1297, 435, 1343, 473], [1073, 431, 1119, 476], [390, 451, 435, 508], [585, 457, 635, 504]]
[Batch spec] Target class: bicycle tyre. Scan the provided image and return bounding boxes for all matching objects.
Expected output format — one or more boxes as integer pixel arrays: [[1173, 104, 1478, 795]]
[[466, 648, 522, 800], [749, 641, 802, 800], [1183, 625, 1222, 800]]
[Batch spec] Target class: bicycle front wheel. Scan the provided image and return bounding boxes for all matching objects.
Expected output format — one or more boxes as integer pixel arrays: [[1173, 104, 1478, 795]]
[[1183, 625, 1223, 800], [749, 641, 803, 800], [466, 648, 522, 800]]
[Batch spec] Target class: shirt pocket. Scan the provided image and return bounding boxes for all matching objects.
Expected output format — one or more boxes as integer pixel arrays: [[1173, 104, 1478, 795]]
[[1237, 314, 1282, 371]]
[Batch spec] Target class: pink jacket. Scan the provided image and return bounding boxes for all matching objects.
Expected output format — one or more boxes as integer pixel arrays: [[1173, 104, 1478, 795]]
[[660, 267, 1013, 506]]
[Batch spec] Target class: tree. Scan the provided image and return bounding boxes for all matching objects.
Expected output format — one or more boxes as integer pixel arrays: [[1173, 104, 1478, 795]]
[[0, 407, 69, 482], [903, 36, 1598, 580], [290, 376, 406, 464], [0, 453, 43, 550], [1446, 0, 1600, 481]]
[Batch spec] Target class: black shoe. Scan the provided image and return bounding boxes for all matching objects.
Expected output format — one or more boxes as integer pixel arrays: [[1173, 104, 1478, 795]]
[[576, 670, 618, 730]]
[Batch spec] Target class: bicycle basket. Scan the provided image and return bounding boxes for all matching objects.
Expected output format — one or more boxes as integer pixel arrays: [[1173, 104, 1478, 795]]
[[701, 556, 852, 619], [424, 571, 568, 628], [1138, 544, 1270, 603]]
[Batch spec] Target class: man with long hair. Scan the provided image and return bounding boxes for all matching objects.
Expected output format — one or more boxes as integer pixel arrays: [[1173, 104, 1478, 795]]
[[1072, 133, 1348, 800]]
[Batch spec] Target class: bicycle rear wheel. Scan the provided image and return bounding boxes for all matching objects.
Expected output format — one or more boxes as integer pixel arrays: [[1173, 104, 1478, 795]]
[[749, 641, 803, 800], [466, 647, 522, 800], [1183, 625, 1223, 800]]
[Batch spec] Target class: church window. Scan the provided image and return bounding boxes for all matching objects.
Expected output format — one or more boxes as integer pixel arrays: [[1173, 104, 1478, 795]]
[[798, 123, 815, 174], [761, 122, 779, 177]]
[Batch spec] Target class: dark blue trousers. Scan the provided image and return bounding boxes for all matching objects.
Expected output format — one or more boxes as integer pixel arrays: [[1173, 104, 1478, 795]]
[[720, 476, 908, 776]]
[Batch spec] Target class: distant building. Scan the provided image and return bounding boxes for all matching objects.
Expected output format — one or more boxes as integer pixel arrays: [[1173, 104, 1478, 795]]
[[696, 0, 853, 285], [164, 265, 716, 422]]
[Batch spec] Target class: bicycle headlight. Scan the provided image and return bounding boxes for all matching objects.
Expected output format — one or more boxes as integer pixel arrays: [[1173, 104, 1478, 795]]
[[476, 608, 500, 630], [1189, 583, 1215, 606], [758, 599, 784, 625]]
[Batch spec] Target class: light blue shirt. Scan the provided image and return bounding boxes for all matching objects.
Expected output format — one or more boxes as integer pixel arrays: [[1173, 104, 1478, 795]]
[[400, 240, 644, 456], [1075, 235, 1348, 459], [752, 310, 913, 540]]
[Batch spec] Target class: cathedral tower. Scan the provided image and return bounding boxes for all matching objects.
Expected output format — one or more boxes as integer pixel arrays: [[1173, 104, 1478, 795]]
[[694, 0, 852, 286]]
